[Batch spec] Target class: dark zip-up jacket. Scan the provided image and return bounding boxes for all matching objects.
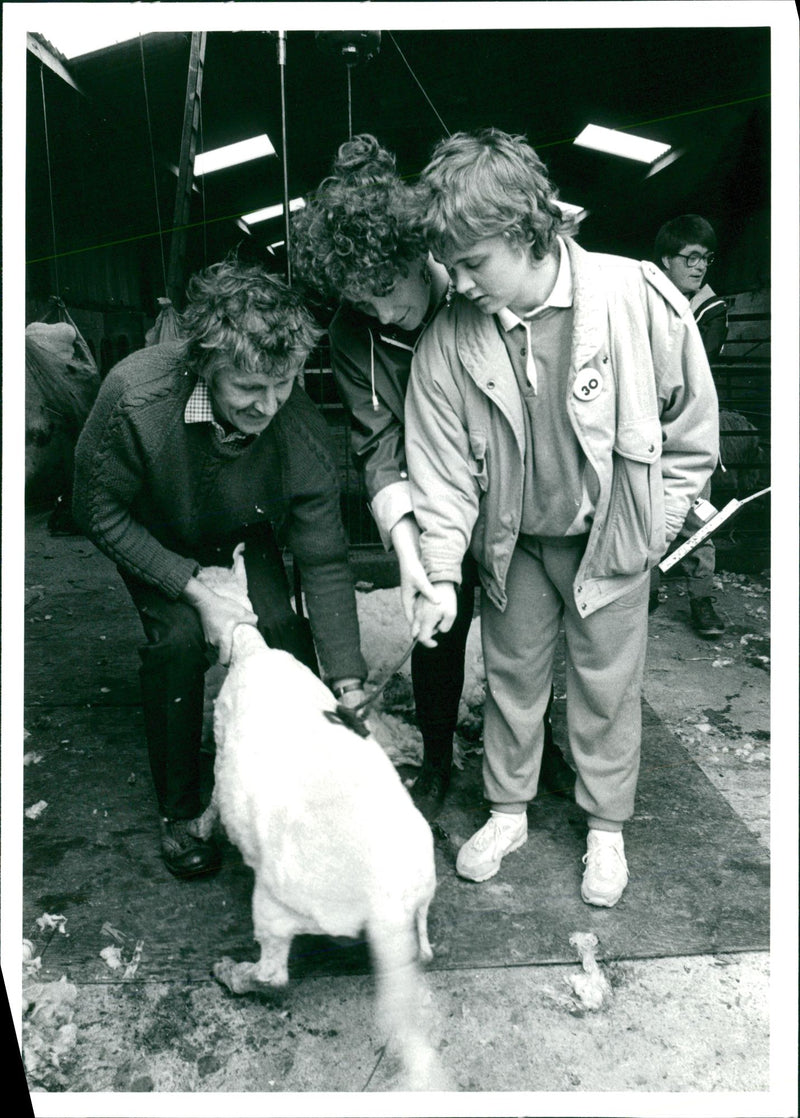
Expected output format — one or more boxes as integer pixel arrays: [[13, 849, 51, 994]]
[[689, 283, 728, 362], [329, 300, 443, 548]]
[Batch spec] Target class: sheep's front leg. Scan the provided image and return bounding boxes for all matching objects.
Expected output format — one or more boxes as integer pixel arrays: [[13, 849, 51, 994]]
[[214, 885, 294, 994], [190, 793, 218, 842], [214, 933, 291, 993], [416, 900, 434, 965]]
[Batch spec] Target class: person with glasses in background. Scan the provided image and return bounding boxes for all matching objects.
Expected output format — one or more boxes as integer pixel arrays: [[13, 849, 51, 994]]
[[652, 215, 728, 637]]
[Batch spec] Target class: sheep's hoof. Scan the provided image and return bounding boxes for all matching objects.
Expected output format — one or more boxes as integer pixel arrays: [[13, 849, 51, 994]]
[[213, 956, 289, 995], [213, 956, 257, 994]]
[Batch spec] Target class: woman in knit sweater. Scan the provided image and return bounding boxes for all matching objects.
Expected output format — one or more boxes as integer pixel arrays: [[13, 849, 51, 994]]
[[73, 258, 367, 878]]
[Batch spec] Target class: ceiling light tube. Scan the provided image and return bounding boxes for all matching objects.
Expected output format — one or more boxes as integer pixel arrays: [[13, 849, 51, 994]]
[[241, 198, 305, 226], [194, 135, 276, 177], [555, 199, 587, 219], [573, 124, 671, 165], [645, 148, 684, 178]]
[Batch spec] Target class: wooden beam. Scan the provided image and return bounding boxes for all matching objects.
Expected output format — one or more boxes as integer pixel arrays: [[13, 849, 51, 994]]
[[166, 31, 207, 307], [26, 34, 85, 97]]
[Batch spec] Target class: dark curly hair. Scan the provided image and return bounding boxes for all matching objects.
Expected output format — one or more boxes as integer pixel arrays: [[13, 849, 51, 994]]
[[179, 255, 321, 379], [291, 134, 428, 302]]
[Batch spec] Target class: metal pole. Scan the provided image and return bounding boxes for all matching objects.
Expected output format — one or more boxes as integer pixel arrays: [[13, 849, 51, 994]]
[[277, 30, 291, 284], [276, 30, 304, 616]]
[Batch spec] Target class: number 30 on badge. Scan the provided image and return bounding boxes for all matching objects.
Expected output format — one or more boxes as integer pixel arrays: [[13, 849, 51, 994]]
[[573, 368, 603, 401]]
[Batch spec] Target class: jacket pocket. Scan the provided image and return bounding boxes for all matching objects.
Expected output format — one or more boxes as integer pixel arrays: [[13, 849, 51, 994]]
[[597, 418, 665, 575], [614, 420, 661, 464], [467, 431, 489, 493]]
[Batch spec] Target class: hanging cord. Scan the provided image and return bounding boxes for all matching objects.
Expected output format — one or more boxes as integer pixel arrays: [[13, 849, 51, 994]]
[[346, 62, 354, 139], [39, 64, 60, 297], [386, 32, 451, 137], [275, 31, 305, 618], [139, 36, 169, 296], [277, 32, 292, 284], [198, 94, 208, 266]]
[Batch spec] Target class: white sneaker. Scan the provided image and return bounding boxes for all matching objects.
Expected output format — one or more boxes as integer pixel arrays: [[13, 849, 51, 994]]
[[581, 829, 629, 907], [456, 811, 528, 882]]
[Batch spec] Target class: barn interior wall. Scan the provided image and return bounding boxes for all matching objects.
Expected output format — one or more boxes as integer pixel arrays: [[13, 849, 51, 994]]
[[22, 28, 772, 568]]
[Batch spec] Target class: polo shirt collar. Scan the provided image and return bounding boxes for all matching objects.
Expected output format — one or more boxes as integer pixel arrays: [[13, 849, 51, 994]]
[[497, 236, 573, 333]]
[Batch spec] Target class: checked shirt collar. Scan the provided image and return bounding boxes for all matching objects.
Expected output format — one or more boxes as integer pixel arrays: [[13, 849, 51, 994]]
[[184, 377, 251, 445]]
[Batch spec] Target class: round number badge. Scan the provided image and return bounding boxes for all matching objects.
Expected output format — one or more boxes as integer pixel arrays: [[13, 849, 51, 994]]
[[573, 368, 603, 401]]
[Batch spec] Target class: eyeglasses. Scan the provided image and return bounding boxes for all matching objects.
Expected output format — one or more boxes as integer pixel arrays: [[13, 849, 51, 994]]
[[674, 251, 714, 268]]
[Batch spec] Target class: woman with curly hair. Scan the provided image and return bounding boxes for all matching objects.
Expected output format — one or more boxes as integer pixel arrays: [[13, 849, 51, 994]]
[[292, 135, 569, 820], [73, 256, 367, 877]]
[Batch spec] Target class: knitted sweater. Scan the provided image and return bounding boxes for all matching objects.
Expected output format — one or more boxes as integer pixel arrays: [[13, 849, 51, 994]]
[[73, 343, 366, 681]]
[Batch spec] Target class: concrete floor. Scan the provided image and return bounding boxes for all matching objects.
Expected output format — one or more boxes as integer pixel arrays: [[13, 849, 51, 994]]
[[14, 513, 796, 1116]]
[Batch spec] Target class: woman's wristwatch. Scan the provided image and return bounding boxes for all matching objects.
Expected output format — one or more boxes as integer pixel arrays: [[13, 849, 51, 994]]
[[331, 678, 365, 699]]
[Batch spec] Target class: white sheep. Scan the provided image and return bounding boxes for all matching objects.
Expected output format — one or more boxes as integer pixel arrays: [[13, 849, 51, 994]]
[[195, 545, 443, 1089]]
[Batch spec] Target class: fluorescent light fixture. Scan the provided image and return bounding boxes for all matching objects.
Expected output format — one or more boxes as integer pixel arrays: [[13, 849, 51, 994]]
[[241, 198, 305, 226], [194, 135, 276, 177], [43, 30, 143, 60], [645, 148, 684, 179], [573, 124, 671, 165], [555, 199, 587, 219]]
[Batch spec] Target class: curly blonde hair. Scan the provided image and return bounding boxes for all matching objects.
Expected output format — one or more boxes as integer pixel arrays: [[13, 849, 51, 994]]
[[179, 256, 321, 379], [291, 134, 428, 303]]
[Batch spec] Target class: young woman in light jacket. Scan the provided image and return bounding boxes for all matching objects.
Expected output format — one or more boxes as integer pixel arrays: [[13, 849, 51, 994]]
[[292, 135, 573, 820]]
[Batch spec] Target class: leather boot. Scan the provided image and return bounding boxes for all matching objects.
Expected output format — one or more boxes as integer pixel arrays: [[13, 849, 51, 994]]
[[159, 817, 221, 879]]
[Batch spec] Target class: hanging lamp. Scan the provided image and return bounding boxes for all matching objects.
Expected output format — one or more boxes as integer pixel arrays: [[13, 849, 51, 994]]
[[315, 32, 381, 139]]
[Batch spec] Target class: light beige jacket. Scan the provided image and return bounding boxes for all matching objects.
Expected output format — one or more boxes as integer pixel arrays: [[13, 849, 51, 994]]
[[405, 238, 720, 617]]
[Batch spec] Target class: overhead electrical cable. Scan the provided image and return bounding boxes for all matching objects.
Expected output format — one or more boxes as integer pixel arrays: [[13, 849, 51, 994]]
[[139, 35, 169, 297], [198, 94, 208, 266], [386, 31, 451, 138], [39, 64, 61, 295]]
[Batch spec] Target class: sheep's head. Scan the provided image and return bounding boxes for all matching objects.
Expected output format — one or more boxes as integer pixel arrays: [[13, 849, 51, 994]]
[[196, 543, 253, 611]]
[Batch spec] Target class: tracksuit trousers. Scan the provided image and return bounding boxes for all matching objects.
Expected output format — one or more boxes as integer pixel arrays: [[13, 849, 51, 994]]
[[480, 537, 650, 826]]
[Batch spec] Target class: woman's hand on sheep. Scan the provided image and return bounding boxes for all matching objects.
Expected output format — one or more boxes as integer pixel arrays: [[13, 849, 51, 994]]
[[411, 581, 457, 648], [181, 575, 258, 665]]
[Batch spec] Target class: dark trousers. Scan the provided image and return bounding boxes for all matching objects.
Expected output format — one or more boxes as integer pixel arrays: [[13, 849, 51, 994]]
[[122, 530, 318, 821], [411, 552, 555, 780], [411, 554, 479, 778]]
